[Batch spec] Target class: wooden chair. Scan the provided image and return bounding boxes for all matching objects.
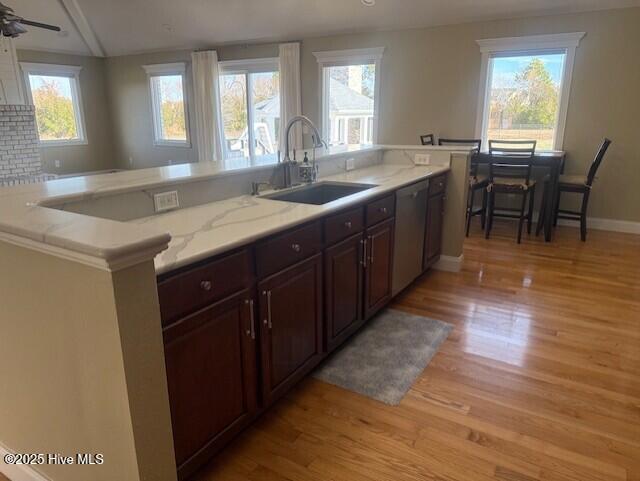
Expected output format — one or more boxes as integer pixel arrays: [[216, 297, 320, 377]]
[[485, 140, 537, 244], [439, 138, 485, 236], [537, 138, 611, 241], [420, 134, 435, 145]]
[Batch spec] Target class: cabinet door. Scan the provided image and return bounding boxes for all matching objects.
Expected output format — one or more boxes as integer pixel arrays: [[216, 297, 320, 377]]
[[424, 193, 444, 270], [163, 290, 258, 476], [325, 233, 364, 352], [259, 254, 323, 405], [364, 218, 395, 319]]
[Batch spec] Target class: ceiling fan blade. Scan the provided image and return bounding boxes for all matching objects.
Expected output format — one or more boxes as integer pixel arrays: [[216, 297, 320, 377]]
[[19, 18, 61, 32]]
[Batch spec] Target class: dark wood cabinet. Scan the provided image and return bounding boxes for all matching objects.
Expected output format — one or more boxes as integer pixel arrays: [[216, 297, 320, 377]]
[[258, 254, 323, 406], [423, 176, 446, 270], [324, 232, 364, 352], [163, 290, 258, 479], [364, 217, 395, 319]]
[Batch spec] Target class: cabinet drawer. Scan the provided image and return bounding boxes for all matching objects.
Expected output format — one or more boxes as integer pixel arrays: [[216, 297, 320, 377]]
[[429, 174, 447, 196], [256, 221, 322, 278], [158, 249, 254, 325], [366, 194, 395, 226], [324, 206, 364, 246]]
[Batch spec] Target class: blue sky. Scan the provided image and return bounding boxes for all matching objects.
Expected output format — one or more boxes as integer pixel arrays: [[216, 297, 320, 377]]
[[491, 54, 565, 89], [29, 75, 73, 98]]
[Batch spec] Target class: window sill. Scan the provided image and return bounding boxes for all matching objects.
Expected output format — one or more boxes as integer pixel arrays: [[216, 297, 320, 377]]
[[39, 139, 88, 148], [153, 140, 192, 148]]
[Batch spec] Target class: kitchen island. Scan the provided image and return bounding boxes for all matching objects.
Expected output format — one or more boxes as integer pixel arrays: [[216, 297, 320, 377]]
[[0, 144, 471, 481]]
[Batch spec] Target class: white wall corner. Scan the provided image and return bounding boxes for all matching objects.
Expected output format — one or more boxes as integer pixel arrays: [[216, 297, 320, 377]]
[[433, 254, 464, 273], [0, 443, 51, 481]]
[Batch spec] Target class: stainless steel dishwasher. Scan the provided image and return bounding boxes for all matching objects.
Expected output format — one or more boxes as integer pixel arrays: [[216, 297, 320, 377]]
[[392, 179, 429, 296]]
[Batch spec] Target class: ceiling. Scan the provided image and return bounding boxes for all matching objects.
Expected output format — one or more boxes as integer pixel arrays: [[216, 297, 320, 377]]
[[11, 0, 640, 57]]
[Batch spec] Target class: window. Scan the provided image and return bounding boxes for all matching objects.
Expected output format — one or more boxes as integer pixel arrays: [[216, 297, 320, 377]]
[[218, 58, 280, 163], [476, 33, 584, 151], [143, 63, 189, 146], [20, 63, 86, 146], [314, 48, 384, 146]]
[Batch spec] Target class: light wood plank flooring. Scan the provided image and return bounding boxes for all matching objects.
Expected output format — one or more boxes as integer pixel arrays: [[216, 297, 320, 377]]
[[195, 221, 640, 481]]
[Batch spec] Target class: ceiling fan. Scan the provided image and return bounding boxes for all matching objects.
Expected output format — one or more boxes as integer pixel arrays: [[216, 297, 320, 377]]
[[0, 1, 61, 38]]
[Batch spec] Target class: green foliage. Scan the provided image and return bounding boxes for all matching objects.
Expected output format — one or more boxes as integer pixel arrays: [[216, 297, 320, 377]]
[[161, 101, 186, 140], [505, 58, 559, 128], [32, 82, 77, 140]]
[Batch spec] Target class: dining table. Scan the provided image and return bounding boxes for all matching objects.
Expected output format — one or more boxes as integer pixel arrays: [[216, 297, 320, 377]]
[[474, 150, 566, 242]]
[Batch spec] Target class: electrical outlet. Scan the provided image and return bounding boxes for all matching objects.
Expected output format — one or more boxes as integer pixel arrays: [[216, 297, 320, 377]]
[[346, 158, 355, 171], [128, 156, 133, 167], [54, 160, 61, 168], [154, 191, 180, 213], [414, 154, 431, 165]]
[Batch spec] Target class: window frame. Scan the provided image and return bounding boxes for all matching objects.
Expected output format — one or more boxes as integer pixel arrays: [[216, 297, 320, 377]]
[[218, 57, 279, 163], [475, 32, 585, 151], [20, 62, 88, 147], [313, 47, 384, 146], [142, 62, 191, 148]]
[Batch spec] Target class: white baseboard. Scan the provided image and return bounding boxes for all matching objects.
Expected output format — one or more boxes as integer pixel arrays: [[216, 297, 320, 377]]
[[0, 443, 50, 481], [433, 254, 463, 272], [557, 217, 640, 235]]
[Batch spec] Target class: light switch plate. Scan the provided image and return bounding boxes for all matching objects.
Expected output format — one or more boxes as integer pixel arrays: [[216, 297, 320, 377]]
[[154, 191, 180, 212], [345, 158, 355, 171], [414, 153, 431, 165]]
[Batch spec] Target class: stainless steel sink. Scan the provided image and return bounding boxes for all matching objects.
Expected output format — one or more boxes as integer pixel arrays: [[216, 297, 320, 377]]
[[262, 181, 377, 205]]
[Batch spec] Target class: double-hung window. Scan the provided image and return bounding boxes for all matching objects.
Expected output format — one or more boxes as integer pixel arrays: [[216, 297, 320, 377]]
[[476, 33, 584, 150], [218, 58, 280, 164], [21, 63, 87, 146], [314, 48, 384, 147], [143, 63, 190, 146]]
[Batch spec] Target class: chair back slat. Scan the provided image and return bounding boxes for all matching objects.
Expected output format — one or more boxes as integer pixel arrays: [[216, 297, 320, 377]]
[[586, 138, 612, 186], [439, 138, 482, 176], [420, 134, 435, 146], [488, 140, 536, 185]]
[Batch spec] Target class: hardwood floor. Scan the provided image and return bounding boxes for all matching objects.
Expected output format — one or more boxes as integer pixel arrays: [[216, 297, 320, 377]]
[[195, 221, 640, 481]]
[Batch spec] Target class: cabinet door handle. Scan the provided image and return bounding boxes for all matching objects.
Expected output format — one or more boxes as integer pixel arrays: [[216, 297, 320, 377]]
[[245, 299, 256, 340], [379, 207, 388, 214], [369, 236, 374, 264], [361, 238, 367, 268], [200, 280, 212, 291], [263, 290, 273, 329], [344, 221, 352, 229], [291, 243, 301, 253]]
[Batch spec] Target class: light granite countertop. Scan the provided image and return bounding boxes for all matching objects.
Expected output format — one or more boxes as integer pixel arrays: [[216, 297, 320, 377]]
[[0, 144, 460, 271], [132, 163, 449, 274]]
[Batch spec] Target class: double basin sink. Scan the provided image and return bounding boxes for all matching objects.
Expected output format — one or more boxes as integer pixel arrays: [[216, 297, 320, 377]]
[[261, 181, 377, 205]]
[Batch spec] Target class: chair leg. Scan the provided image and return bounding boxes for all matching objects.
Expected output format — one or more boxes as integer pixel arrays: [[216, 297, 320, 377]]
[[527, 185, 536, 234], [553, 190, 561, 227], [580, 191, 590, 242], [480, 189, 488, 229], [466, 187, 475, 237], [517, 191, 528, 244], [536, 185, 546, 236], [485, 190, 493, 239]]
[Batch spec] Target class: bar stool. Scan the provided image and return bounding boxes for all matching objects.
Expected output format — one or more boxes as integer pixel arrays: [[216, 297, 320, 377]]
[[485, 140, 537, 244], [439, 138, 485, 236]]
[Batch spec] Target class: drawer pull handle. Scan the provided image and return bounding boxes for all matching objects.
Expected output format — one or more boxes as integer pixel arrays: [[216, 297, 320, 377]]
[[344, 221, 352, 229], [291, 243, 301, 253], [245, 299, 256, 340], [369, 235, 374, 264], [200, 280, 212, 291], [263, 290, 273, 329], [379, 207, 388, 214]]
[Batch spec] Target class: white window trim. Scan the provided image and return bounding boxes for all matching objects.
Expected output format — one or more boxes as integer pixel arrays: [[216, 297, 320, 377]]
[[474, 32, 585, 151], [20, 62, 88, 147], [142, 62, 191, 148], [218, 57, 279, 162], [314, 47, 384, 146]]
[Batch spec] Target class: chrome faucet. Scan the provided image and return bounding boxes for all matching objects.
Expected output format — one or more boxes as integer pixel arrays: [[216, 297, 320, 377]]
[[279, 116, 328, 188]]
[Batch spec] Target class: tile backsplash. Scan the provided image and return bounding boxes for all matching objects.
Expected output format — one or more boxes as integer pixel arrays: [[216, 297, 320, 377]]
[[0, 105, 41, 179]]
